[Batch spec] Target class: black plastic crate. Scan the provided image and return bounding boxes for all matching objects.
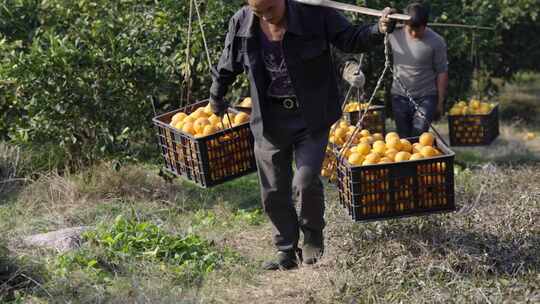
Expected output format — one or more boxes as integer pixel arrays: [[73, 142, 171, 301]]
[[336, 137, 455, 222], [448, 104, 499, 146], [343, 105, 386, 135], [153, 100, 257, 188]]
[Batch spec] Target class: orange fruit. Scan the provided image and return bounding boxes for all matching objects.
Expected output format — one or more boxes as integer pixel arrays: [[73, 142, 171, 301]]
[[362, 159, 378, 166], [378, 157, 393, 164], [202, 125, 218, 136], [194, 117, 210, 134], [384, 148, 398, 161], [359, 137, 372, 144], [171, 112, 187, 124], [400, 139, 413, 153], [524, 132, 536, 141], [222, 114, 235, 128], [234, 112, 250, 125], [385, 132, 400, 142], [183, 116, 195, 124], [410, 153, 424, 161], [348, 153, 364, 166], [470, 99, 480, 109], [359, 129, 371, 137], [356, 143, 371, 155], [182, 122, 196, 135], [365, 152, 381, 164], [412, 143, 424, 154], [335, 136, 345, 146], [386, 137, 402, 151], [339, 120, 350, 128], [340, 147, 352, 158], [372, 133, 384, 141], [173, 120, 185, 130], [208, 114, 221, 126], [419, 132, 435, 146], [203, 103, 214, 115], [395, 151, 411, 162], [420, 146, 437, 158], [372, 141, 387, 154], [192, 107, 208, 119], [334, 127, 348, 140]]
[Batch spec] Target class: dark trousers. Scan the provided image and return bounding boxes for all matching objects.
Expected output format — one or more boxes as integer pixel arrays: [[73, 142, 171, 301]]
[[391, 95, 437, 138], [254, 102, 328, 251]]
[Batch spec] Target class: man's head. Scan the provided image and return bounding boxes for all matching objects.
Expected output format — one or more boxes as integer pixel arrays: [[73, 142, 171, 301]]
[[247, 0, 286, 25], [404, 2, 429, 39]]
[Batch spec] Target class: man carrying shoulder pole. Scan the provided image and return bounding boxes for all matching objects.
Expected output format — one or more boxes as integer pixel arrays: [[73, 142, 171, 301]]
[[389, 2, 449, 137], [209, 0, 397, 271]]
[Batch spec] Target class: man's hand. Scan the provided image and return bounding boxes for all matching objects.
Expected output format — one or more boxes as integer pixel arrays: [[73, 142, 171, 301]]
[[378, 7, 398, 34], [434, 101, 444, 121], [209, 94, 228, 116], [343, 61, 365, 89]]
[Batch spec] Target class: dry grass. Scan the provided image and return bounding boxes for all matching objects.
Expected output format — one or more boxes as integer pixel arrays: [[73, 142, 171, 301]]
[[498, 72, 540, 125], [200, 165, 540, 303], [429, 121, 540, 165], [2, 97, 540, 303], [0, 159, 538, 303], [0, 142, 27, 200]]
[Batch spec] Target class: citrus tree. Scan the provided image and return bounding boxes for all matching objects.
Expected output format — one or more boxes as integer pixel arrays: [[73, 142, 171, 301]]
[[0, 0, 538, 165], [0, 0, 244, 163]]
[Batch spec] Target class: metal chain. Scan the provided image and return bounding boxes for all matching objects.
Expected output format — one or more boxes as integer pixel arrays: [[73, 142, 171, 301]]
[[336, 34, 392, 161], [389, 62, 449, 146], [335, 31, 449, 165]]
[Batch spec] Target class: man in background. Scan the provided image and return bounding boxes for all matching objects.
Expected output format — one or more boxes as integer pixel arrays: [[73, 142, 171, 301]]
[[389, 2, 448, 137]]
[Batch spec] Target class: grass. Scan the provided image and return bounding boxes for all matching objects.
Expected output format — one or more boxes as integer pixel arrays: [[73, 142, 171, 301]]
[[1, 74, 539, 303], [1, 152, 538, 303], [498, 71, 540, 125]]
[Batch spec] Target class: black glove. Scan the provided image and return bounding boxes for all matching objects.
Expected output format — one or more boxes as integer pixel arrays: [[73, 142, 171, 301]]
[[209, 94, 228, 117], [378, 7, 398, 34]]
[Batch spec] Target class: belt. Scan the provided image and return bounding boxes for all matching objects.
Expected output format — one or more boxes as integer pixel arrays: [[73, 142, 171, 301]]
[[269, 97, 299, 110]]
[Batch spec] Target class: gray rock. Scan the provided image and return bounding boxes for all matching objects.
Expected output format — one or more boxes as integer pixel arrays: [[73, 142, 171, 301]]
[[23, 226, 93, 252]]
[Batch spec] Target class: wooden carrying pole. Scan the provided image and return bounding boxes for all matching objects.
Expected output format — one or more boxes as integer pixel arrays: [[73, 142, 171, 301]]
[[294, 0, 411, 21]]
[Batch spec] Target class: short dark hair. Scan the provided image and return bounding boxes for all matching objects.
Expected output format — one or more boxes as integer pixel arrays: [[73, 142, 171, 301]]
[[406, 2, 429, 27]]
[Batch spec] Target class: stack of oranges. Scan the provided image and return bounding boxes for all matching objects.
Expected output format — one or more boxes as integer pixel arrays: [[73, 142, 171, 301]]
[[449, 99, 496, 116], [343, 101, 372, 113], [342, 132, 443, 167], [328, 120, 384, 147], [169, 104, 250, 138]]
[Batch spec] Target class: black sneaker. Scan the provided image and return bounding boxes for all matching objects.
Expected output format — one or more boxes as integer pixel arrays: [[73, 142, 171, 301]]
[[302, 229, 324, 265], [262, 249, 301, 271]]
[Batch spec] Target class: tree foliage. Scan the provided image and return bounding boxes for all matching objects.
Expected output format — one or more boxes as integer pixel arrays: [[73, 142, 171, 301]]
[[0, 0, 538, 164]]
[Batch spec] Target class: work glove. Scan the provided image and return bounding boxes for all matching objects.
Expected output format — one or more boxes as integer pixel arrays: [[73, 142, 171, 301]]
[[209, 94, 228, 116], [378, 7, 398, 34], [342, 61, 366, 89]]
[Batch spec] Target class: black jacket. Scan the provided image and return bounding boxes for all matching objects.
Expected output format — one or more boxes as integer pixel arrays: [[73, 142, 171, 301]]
[[210, 0, 384, 139]]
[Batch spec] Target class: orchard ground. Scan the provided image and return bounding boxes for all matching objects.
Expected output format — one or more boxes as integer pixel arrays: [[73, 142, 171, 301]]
[[0, 75, 539, 303]]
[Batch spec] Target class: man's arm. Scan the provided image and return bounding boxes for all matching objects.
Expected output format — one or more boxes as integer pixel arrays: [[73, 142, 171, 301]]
[[324, 8, 385, 53], [433, 38, 449, 118], [209, 16, 244, 115], [436, 72, 449, 117]]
